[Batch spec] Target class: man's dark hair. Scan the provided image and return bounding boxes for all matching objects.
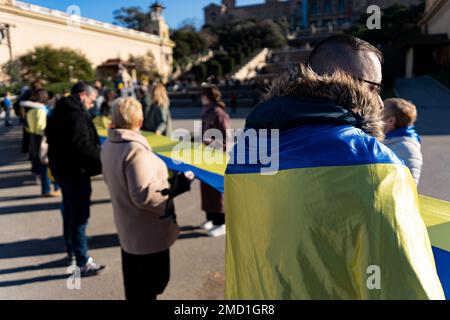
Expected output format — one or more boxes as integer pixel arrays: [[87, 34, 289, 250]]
[[31, 88, 49, 105], [71, 81, 97, 97], [71, 81, 88, 96], [306, 34, 383, 75]]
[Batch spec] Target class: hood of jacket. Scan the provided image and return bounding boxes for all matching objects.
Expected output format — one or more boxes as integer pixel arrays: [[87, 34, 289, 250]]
[[246, 65, 384, 140]]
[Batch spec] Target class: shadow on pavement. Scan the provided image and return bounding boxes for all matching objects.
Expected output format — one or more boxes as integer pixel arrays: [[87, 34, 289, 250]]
[[178, 225, 208, 239], [178, 232, 208, 240], [0, 274, 69, 288], [0, 172, 37, 190], [0, 194, 43, 202], [0, 233, 120, 260], [0, 168, 30, 175], [0, 199, 111, 215], [0, 257, 67, 276]]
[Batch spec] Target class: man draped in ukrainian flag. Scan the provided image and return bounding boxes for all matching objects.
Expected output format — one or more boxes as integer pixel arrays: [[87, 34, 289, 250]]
[[224, 35, 445, 300]]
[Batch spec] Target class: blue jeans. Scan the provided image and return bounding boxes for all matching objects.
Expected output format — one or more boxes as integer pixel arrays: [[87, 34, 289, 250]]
[[4, 107, 11, 126], [40, 166, 60, 195], [57, 176, 92, 267]]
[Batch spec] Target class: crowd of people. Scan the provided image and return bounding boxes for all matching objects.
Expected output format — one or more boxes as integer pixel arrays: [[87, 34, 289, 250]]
[[6, 77, 230, 299], [2, 33, 443, 300]]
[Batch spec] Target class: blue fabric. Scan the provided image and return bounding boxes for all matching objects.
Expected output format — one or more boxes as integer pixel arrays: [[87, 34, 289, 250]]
[[99, 136, 225, 193], [158, 154, 225, 193], [433, 247, 450, 299], [227, 124, 403, 175], [3, 97, 12, 109], [41, 165, 51, 195], [386, 126, 421, 143]]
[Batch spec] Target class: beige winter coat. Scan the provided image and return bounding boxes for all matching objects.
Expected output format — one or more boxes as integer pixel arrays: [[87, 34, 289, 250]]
[[101, 128, 178, 255]]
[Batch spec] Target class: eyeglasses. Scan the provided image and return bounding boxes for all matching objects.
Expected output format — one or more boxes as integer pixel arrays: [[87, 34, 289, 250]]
[[356, 77, 383, 95]]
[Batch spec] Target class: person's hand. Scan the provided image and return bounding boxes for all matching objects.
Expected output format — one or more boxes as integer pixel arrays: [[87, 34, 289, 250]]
[[184, 171, 195, 182]]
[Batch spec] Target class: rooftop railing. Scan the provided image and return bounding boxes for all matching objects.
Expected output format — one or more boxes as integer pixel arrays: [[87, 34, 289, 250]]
[[13, 1, 162, 42]]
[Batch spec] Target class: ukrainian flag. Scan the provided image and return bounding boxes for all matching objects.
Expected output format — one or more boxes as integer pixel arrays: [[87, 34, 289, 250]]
[[225, 124, 447, 299], [95, 116, 450, 299]]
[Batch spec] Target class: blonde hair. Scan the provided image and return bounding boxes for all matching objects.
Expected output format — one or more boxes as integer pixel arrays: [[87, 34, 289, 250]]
[[151, 84, 170, 109], [111, 97, 143, 130], [384, 98, 417, 127]]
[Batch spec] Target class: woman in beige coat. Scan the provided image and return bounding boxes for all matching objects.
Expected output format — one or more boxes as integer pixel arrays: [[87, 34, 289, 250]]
[[101, 97, 193, 300]]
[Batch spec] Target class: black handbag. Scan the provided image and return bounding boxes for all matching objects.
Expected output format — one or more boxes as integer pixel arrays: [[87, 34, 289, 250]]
[[159, 172, 192, 223]]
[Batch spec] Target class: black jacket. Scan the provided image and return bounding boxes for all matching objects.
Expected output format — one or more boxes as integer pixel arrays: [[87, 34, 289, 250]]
[[45, 95, 101, 179]]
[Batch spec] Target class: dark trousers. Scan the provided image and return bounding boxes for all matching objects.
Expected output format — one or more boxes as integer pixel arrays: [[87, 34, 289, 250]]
[[57, 176, 92, 267], [121, 249, 170, 301], [207, 212, 225, 226]]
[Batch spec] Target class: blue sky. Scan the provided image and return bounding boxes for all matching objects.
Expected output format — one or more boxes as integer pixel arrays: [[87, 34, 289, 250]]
[[25, 0, 264, 29]]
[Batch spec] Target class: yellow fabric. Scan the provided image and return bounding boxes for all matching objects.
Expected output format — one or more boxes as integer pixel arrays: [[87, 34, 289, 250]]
[[97, 127, 228, 176], [224, 164, 445, 300], [92, 116, 112, 130], [26, 109, 47, 136], [419, 195, 450, 252]]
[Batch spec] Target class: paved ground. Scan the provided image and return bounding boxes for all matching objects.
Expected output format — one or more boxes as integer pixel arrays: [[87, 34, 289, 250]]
[[395, 76, 450, 201], [0, 108, 247, 300], [0, 79, 449, 300]]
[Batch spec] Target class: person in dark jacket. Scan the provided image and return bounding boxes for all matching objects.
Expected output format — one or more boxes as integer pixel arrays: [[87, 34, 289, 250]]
[[199, 86, 230, 237], [45, 82, 105, 276]]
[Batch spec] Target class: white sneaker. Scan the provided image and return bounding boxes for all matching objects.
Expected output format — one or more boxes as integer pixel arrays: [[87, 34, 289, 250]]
[[199, 220, 214, 231], [79, 257, 106, 277], [207, 224, 226, 237]]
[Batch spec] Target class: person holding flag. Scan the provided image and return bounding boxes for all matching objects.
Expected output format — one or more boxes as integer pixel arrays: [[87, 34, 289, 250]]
[[224, 35, 445, 299]]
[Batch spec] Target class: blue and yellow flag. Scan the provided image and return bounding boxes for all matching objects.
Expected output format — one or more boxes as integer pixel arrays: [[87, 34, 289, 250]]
[[225, 124, 447, 299], [96, 119, 450, 299]]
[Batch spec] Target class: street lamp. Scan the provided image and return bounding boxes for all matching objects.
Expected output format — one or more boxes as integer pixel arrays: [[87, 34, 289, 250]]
[[0, 23, 15, 62], [69, 65, 74, 81]]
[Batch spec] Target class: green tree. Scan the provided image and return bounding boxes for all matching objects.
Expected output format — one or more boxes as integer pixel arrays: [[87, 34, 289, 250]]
[[172, 28, 209, 62], [129, 50, 158, 78], [113, 6, 150, 31], [6, 45, 94, 83], [203, 18, 286, 52], [192, 64, 207, 83], [218, 56, 235, 74], [207, 60, 223, 78], [348, 4, 424, 45]]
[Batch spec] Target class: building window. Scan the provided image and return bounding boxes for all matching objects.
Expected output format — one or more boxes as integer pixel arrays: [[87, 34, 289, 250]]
[[337, 18, 347, 25], [310, 0, 318, 17], [338, 0, 346, 13], [324, 0, 332, 14], [323, 19, 332, 27]]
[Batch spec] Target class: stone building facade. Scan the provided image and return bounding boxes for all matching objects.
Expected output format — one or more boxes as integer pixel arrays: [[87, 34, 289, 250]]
[[204, 0, 424, 30], [0, 0, 175, 81], [420, 0, 450, 36]]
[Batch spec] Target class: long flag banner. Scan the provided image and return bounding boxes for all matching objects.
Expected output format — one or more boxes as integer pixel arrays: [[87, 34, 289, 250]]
[[96, 121, 450, 299]]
